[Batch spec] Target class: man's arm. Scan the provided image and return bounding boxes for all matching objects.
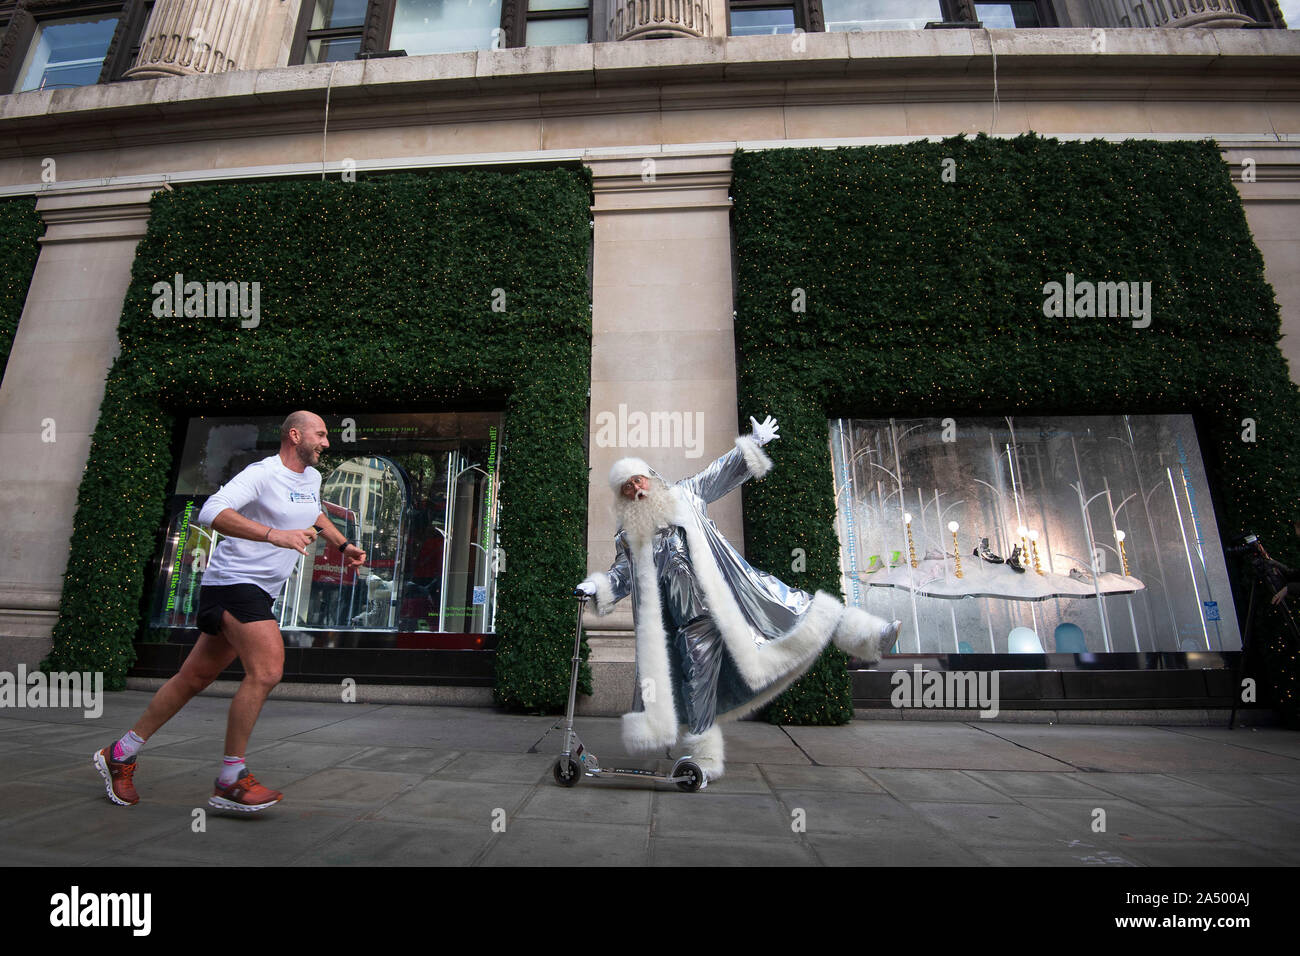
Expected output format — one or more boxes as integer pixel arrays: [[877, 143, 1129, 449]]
[[577, 537, 633, 616], [314, 512, 367, 569], [679, 416, 779, 505]]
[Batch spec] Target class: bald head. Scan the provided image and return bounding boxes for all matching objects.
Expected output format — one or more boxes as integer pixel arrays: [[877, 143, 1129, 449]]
[[279, 410, 329, 472], [281, 410, 320, 443]]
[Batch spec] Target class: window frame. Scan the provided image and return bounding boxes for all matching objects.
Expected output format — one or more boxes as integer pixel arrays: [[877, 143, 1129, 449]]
[[0, 0, 149, 94], [292, 0, 597, 62], [726, 0, 1061, 33]]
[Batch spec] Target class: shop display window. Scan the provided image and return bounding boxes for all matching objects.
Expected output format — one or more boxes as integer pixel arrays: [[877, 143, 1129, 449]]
[[147, 412, 502, 647], [829, 415, 1240, 655]]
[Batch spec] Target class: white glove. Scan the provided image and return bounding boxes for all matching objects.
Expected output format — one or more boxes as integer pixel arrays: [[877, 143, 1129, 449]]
[[574, 580, 597, 597], [749, 415, 780, 447]]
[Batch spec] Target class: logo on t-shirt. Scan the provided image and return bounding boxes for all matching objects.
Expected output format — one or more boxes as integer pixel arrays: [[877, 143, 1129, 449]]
[[288, 491, 318, 504]]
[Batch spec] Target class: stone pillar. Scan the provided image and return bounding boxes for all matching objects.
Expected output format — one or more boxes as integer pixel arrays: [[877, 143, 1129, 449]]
[[607, 0, 729, 40], [1087, 0, 1254, 27], [580, 150, 739, 715], [1227, 144, 1300, 385], [0, 183, 160, 671], [123, 0, 269, 79]]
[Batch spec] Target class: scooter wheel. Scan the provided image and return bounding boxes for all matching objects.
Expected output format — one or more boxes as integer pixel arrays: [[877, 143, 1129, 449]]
[[553, 757, 581, 788], [674, 760, 704, 793]]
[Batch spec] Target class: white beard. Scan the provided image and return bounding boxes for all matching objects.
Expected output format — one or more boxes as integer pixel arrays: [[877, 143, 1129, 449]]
[[614, 479, 677, 548]]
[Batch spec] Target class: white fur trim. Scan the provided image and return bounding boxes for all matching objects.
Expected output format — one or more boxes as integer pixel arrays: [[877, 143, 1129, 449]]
[[833, 606, 894, 663], [620, 532, 680, 753], [581, 572, 617, 617], [681, 725, 725, 781], [609, 457, 653, 494], [676, 495, 837, 690], [734, 435, 773, 479]]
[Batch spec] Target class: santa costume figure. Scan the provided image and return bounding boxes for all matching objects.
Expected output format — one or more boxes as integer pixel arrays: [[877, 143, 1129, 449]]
[[576, 415, 901, 785]]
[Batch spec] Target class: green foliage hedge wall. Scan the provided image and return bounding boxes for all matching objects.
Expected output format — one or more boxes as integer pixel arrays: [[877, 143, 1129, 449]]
[[732, 135, 1300, 725], [41, 170, 594, 710], [0, 197, 42, 378]]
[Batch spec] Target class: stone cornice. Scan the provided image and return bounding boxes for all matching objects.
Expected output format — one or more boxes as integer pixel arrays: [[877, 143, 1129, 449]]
[[0, 30, 1298, 160]]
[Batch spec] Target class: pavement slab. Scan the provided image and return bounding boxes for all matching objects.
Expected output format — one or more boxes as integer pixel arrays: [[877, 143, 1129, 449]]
[[2, 691, 1295, 866]]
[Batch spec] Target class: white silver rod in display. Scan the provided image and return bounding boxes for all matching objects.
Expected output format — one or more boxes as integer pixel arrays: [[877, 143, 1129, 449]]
[[1168, 467, 1211, 651]]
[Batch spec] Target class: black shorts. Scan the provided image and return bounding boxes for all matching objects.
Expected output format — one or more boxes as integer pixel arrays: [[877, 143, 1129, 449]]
[[196, 584, 275, 635]]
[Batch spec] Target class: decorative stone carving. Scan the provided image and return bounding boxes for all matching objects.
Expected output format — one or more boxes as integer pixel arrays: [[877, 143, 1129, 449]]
[[608, 0, 719, 40], [1088, 0, 1255, 28], [123, 0, 266, 79]]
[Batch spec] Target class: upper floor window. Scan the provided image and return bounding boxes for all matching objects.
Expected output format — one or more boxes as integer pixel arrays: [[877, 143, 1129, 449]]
[[302, 0, 368, 64], [0, 0, 151, 94], [973, 1, 1041, 26], [726, 0, 1061, 32], [822, 0, 943, 29], [728, 2, 801, 34], [292, 0, 590, 62], [17, 13, 118, 90]]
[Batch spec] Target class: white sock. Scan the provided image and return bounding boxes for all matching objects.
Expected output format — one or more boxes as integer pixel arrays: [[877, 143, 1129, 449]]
[[218, 755, 245, 787], [112, 730, 145, 761]]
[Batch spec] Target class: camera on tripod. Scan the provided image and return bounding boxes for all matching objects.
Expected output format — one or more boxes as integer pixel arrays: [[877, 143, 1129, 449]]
[[1225, 533, 1290, 594]]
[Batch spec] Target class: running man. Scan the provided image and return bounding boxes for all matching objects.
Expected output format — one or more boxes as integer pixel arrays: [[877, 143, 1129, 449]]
[[94, 411, 366, 811]]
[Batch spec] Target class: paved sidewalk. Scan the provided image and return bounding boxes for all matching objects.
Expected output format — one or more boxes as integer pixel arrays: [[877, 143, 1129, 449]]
[[2, 691, 1298, 867]]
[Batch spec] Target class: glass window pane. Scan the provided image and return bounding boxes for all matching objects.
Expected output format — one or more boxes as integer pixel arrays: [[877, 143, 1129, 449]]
[[529, 0, 588, 10], [306, 35, 362, 63], [822, 0, 943, 30], [312, 0, 369, 29], [525, 17, 589, 46], [153, 413, 503, 640], [391, 0, 502, 55], [730, 7, 797, 35], [975, 2, 1041, 26], [828, 415, 1241, 655], [19, 16, 119, 92]]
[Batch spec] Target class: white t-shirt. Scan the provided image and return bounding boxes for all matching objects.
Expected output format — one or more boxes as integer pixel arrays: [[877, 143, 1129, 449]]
[[197, 455, 323, 597]]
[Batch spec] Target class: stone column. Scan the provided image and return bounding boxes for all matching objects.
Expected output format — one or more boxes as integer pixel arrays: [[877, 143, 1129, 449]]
[[581, 150, 739, 715], [607, 0, 729, 40], [1227, 143, 1300, 384], [123, 0, 269, 79], [0, 183, 160, 670]]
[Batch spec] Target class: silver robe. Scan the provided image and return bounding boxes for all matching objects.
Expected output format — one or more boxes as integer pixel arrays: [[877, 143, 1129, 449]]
[[585, 436, 848, 753]]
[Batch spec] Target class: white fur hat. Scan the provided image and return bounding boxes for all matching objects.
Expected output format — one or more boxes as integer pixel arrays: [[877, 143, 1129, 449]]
[[608, 457, 653, 494]]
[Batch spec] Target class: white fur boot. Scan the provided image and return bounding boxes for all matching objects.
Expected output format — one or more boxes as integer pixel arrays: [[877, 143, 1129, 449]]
[[680, 724, 725, 784], [833, 607, 901, 663]]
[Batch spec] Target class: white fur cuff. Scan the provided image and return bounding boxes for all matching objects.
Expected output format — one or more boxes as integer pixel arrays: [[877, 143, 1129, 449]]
[[735, 435, 774, 479], [681, 725, 725, 781], [622, 710, 678, 753], [833, 606, 895, 663], [582, 572, 616, 616]]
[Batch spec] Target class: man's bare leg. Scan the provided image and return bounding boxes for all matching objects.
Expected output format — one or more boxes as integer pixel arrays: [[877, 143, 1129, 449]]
[[218, 612, 285, 758], [131, 631, 239, 740], [94, 631, 239, 806]]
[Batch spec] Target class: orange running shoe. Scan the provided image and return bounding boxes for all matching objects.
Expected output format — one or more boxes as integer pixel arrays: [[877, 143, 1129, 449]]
[[93, 746, 139, 806], [209, 769, 283, 812]]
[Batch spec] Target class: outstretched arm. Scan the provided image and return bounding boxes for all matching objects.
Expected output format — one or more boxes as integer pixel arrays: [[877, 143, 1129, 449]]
[[679, 415, 779, 504], [577, 536, 633, 616]]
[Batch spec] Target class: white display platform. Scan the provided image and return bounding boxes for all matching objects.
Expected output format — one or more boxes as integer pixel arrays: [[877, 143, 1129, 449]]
[[860, 556, 1145, 602]]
